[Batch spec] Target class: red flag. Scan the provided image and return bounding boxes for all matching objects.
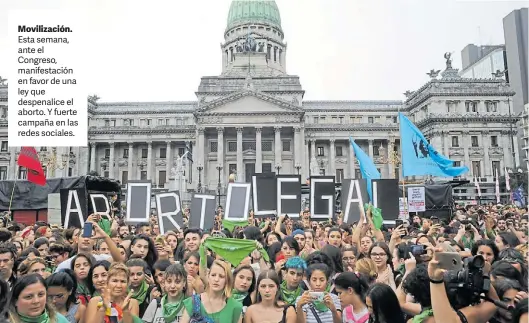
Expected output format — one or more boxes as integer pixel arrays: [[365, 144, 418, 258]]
[[17, 147, 46, 186]]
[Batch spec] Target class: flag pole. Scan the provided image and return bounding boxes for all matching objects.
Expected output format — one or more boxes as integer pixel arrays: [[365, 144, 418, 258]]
[[397, 111, 407, 216], [8, 166, 18, 213]]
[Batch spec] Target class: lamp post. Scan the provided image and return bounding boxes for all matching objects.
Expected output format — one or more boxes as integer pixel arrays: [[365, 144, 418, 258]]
[[216, 165, 223, 206], [275, 164, 281, 174], [295, 163, 301, 175], [379, 142, 401, 179], [40, 147, 69, 177], [319, 160, 325, 175], [196, 166, 203, 193]]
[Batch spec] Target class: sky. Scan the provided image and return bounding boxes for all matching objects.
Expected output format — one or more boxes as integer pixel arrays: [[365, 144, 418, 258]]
[[0, 0, 526, 103]]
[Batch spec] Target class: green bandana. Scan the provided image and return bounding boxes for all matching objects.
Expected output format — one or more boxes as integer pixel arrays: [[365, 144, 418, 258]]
[[161, 294, 185, 323], [365, 204, 383, 230], [98, 218, 112, 236], [199, 237, 269, 268], [129, 280, 149, 304], [77, 282, 90, 297], [312, 298, 329, 313], [231, 289, 248, 303], [280, 280, 302, 305], [19, 310, 50, 323], [412, 308, 434, 323], [222, 219, 249, 232], [397, 263, 406, 276]]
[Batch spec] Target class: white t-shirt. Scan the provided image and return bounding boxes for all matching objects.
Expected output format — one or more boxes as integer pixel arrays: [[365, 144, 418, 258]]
[[142, 299, 184, 323]]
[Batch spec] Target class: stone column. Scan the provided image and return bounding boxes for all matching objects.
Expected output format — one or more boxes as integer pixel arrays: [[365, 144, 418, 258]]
[[127, 142, 134, 181], [329, 138, 336, 179], [9, 147, 16, 179], [109, 143, 115, 179], [388, 138, 395, 178], [294, 126, 301, 166], [217, 127, 224, 185], [255, 126, 262, 173], [513, 134, 519, 167], [349, 141, 356, 178], [368, 139, 374, 158], [310, 138, 316, 175], [147, 141, 153, 181], [463, 132, 471, 173], [166, 141, 172, 185], [300, 126, 306, 178], [189, 140, 198, 187], [198, 127, 205, 167], [482, 131, 490, 176], [275, 126, 282, 170], [236, 127, 244, 181], [304, 139, 310, 179], [90, 142, 96, 172], [442, 131, 450, 157]]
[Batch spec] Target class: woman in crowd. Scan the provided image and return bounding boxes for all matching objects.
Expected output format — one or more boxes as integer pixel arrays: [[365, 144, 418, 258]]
[[142, 264, 188, 323], [8, 274, 70, 323], [279, 256, 307, 306], [334, 271, 370, 323], [46, 270, 86, 323], [129, 234, 158, 272], [231, 265, 256, 309], [368, 242, 396, 289], [341, 246, 358, 273], [84, 263, 141, 323], [182, 251, 204, 294], [87, 260, 111, 297], [18, 257, 48, 278], [365, 283, 406, 323], [180, 260, 243, 323], [245, 270, 289, 323], [285, 263, 341, 323], [71, 253, 94, 306]]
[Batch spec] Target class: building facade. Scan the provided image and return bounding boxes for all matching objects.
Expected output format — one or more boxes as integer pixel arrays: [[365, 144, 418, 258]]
[[0, 0, 521, 203]]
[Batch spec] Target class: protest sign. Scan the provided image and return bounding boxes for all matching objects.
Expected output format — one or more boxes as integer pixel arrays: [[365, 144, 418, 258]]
[[408, 187, 426, 212], [310, 176, 335, 220], [251, 173, 276, 217], [60, 188, 87, 228], [126, 181, 151, 223], [190, 193, 216, 229], [225, 183, 251, 221], [276, 175, 302, 218], [155, 191, 183, 234]]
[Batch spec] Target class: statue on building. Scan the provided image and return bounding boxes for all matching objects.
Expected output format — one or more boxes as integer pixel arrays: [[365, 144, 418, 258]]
[[236, 41, 244, 53], [244, 32, 257, 52], [426, 69, 441, 79], [258, 42, 265, 52], [0, 76, 7, 86], [444, 52, 453, 69]]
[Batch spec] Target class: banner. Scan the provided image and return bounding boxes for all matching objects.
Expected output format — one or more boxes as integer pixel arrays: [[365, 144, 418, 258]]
[[126, 181, 151, 223], [155, 191, 183, 234], [276, 175, 302, 218], [60, 188, 87, 228], [252, 173, 276, 217], [225, 183, 251, 221], [310, 176, 335, 220], [408, 187, 426, 212], [189, 193, 216, 229], [89, 193, 111, 217], [341, 179, 368, 224]]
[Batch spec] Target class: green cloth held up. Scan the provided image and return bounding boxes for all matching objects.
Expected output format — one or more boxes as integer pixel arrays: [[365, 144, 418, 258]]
[[98, 218, 112, 236], [222, 219, 248, 232], [199, 237, 269, 268], [365, 203, 383, 229]]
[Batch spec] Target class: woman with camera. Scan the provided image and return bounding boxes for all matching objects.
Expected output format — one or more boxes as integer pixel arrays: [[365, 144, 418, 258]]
[[428, 247, 500, 323]]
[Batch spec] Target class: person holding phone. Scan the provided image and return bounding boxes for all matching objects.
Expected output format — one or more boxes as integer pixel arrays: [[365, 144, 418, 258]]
[[285, 263, 341, 323]]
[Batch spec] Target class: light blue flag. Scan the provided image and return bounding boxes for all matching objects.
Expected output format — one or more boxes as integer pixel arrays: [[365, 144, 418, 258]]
[[398, 113, 469, 177], [349, 136, 381, 202]]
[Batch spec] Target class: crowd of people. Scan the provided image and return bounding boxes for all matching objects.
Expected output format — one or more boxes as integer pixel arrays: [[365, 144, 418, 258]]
[[0, 202, 527, 323]]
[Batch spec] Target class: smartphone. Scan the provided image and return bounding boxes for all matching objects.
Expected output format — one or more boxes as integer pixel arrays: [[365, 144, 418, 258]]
[[395, 219, 403, 227], [436, 252, 463, 271], [82, 222, 93, 238], [309, 292, 324, 302], [410, 244, 426, 256], [431, 217, 439, 225]]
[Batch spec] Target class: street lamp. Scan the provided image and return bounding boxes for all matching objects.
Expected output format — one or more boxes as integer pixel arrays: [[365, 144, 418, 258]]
[[39, 147, 69, 177], [216, 165, 223, 206], [196, 166, 203, 193], [275, 164, 281, 174], [379, 142, 401, 179], [295, 163, 301, 174]]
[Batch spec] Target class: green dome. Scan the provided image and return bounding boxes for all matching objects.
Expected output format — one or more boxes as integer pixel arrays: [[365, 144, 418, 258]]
[[226, 0, 282, 31]]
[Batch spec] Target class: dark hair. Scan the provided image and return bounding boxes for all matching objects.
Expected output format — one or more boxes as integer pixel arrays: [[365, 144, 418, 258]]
[[135, 222, 150, 234], [327, 227, 342, 238], [130, 234, 158, 266], [153, 259, 172, 272], [70, 252, 95, 279], [233, 265, 256, 294], [416, 234, 436, 247], [46, 270, 79, 309], [183, 228, 203, 239], [281, 236, 300, 255], [402, 264, 431, 308], [498, 232, 520, 248], [163, 263, 188, 294], [33, 237, 49, 250], [20, 247, 41, 258], [0, 277, 8, 319], [493, 278, 522, 299], [255, 270, 282, 307], [491, 261, 523, 282], [305, 251, 334, 271], [512, 298, 528, 323], [471, 239, 499, 263], [368, 242, 393, 269], [334, 272, 369, 302], [366, 283, 406, 323], [0, 242, 17, 259], [183, 251, 200, 264], [0, 229, 11, 243], [126, 258, 148, 271], [267, 242, 282, 263], [87, 260, 111, 295], [9, 274, 57, 322], [306, 263, 332, 280], [243, 226, 263, 244], [321, 244, 343, 273]]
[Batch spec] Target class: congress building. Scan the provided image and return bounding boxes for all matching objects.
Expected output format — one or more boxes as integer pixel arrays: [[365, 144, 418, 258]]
[[0, 0, 521, 204]]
